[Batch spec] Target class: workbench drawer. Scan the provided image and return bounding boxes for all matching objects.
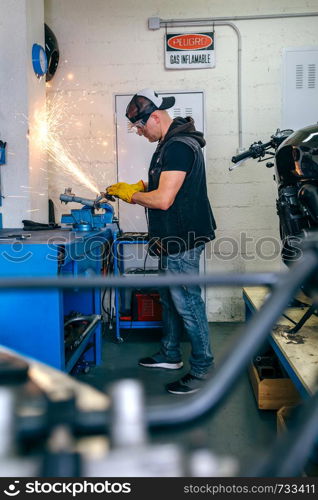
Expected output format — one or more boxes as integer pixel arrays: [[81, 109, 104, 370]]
[[248, 362, 300, 410]]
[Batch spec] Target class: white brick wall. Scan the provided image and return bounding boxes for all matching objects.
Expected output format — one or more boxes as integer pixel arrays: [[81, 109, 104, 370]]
[[0, 0, 47, 227], [44, 0, 318, 320]]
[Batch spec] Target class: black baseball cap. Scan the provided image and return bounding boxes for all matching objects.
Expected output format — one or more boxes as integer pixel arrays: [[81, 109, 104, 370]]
[[126, 88, 175, 125]]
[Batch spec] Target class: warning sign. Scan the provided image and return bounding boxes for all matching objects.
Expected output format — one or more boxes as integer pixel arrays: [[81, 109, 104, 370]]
[[165, 32, 215, 69]]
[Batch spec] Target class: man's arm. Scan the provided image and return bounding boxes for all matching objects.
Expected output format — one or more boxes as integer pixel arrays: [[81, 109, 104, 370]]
[[132, 170, 186, 210]]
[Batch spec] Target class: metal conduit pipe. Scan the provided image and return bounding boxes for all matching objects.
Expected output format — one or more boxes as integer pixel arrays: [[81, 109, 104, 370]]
[[152, 13, 318, 25], [149, 11, 318, 151]]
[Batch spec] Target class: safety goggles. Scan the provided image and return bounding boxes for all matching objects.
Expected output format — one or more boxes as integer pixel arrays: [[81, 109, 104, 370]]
[[127, 116, 150, 133]]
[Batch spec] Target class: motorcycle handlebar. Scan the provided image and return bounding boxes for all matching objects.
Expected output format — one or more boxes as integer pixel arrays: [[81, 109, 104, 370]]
[[231, 149, 255, 164], [231, 140, 273, 164]]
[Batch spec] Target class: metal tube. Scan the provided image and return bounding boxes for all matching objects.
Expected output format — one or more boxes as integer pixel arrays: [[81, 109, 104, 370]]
[[60, 194, 95, 207], [0, 271, 281, 291], [64, 314, 100, 329], [145, 249, 318, 428]]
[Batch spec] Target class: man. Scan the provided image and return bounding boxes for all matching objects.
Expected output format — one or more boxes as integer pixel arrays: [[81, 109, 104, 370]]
[[107, 89, 216, 394]]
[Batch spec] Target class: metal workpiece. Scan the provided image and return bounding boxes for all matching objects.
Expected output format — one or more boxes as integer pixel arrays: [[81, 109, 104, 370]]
[[109, 379, 148, 448], [60, 193, 100, 208], [60, 188, 115, 208]]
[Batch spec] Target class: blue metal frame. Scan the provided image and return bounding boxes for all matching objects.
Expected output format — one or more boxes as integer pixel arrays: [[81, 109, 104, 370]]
[[113, 238, 162, 341], [0, 226, 115, 371], [243, 290, 311, 399]]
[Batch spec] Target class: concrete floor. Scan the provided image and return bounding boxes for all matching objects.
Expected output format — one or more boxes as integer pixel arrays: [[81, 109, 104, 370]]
[[76, 322, 278, 473]]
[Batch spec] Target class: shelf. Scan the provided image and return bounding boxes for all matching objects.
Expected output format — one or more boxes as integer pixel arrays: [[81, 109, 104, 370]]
[[113, 235, 162, 341], [119, 320, 162, 329]]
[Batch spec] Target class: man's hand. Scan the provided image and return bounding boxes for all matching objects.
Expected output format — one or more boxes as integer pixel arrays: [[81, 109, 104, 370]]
[[106, 180, 145, 204], [131, 171, 186, 210]]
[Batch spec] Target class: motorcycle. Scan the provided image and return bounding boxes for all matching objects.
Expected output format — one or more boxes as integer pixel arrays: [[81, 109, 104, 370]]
[[230, 123, 318, 333]]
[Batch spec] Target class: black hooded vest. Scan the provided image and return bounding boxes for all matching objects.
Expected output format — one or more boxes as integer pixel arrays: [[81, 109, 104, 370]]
[[147, 117, 216, 255]]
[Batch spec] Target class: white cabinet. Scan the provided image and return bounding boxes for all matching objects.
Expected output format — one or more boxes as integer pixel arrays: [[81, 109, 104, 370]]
[[282, 47, 318, 131]]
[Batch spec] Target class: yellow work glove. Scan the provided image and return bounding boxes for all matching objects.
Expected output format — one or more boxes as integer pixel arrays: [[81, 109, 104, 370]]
[[106, 180, 145, 204]]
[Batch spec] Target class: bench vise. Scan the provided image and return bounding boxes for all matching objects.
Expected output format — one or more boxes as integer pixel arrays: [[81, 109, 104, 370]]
[[60, 188, 116, 231]]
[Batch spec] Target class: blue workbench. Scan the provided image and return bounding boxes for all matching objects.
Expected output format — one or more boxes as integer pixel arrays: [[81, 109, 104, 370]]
[[0, 226, 115, 371]]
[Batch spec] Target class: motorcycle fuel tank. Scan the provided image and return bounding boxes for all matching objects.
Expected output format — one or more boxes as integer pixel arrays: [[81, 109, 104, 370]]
[[275, 124, 318, 187]]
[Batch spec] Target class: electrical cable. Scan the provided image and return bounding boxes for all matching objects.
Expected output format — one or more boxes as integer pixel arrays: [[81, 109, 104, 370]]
[[143, 244, 150, 272], [101, 289, 111, 318], [101, 243, 112, 320]]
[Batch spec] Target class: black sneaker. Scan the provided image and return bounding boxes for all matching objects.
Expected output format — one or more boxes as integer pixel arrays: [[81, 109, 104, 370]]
[[138, 352, 183, 370], [166, 373, 206, 394]]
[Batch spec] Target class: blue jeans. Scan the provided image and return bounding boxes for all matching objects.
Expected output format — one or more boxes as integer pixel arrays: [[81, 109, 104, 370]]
[[159, 244, 214, 378]]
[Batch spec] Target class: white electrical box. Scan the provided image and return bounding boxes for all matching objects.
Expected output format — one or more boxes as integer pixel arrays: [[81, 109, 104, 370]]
[[282, 46, 318, 131]]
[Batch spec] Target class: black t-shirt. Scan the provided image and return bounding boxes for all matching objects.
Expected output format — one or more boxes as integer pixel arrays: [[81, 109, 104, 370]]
[[161, 142, 194, 173]]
